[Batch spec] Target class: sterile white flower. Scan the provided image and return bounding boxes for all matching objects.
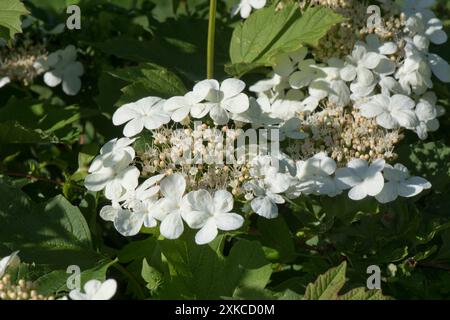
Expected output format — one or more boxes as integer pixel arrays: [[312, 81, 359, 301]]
[[375, 163, 431, 203], [190, 78, 250, 125], [293, 153, 341, 197], [245, 156, 292, 219], [69, 279, 117, 300], [405, 14, 448, 45], [359, 94, 419, 129], [152, 173, 189, 239], [164, 89, 208, 123], [414, 91, 442, 139], [274, 47, 309, 77], [89, 137, 136, 173], [100, 174, 165, 236], [395, 46, 433, 94], [231, 0, 266, 19], [0, 251, 20, 278], [113, 96, 170, 137], [182, 190, 244, 244], [340, 43, 381, 98], [36, 45, 84, 96], [335, 159, 386, 201], [84, 158, 140, 200]]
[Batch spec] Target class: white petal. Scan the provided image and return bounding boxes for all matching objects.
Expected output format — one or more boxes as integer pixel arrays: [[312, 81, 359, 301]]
[[377, 112, 398, 129], [84, 170, 113, 191], [250, 0, 266, 9], [160, 212, 184, 239], [160, 173, 185, 200], [114, 210, 145, 236], [335, 167, 361, 190], [348, 183, 368, 201], [428, 53, 450, 82], [340, 65, 357, 82], [375, 181, 399, 203], [213, 190, 234, 213], [44, 71, 62, 87], [220, 78, 246, 98], [123, 118, 144, 137], [364, 172, 384, 196], [210, 105, 229, 125], [214, 213, 244, 231], [92, 279, 117, 300], [195, 219, 218, 245], [62, 76, 81, 95], [251, 196, 278, 219], [222, 93, 249, 114], [99, 205, 119, 222]]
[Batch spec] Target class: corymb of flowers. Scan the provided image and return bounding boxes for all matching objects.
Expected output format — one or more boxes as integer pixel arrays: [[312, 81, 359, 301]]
[[85, 0, 445, 246], [1, 0, 450, 302]]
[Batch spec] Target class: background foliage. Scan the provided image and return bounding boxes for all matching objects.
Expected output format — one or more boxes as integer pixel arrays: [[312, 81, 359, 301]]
[[0, 0, 449, 300]]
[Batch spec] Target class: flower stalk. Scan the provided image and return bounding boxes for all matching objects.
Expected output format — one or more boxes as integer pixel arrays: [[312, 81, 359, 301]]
[[207, 0, 217, 79]]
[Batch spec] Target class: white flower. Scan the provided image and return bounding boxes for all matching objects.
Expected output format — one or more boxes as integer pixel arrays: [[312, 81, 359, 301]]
[[84, 158, 140, 200], [164, 90, 207, 123], [395, 46, 433, 94], [335, 159, 385, 201], [231, 0, 266, 19], [359, 94, 419, 129], [405, 14, 448, 45], [113, 97, 170, 137], [280, 118, 309, 140], [152, 173, 188, 239], [100, 174, 165, 236], [36, 45, 84, 96], [363, 34, 397, 76], [293, 153, 341, 197], [245, 156, 292, 219], [69, 279, 117, 300], [190, 78, 249, 125], [0, 77, 10, 88], [414, 91, 443, 139], [0, 251, 20, 278], [375, 163, 431, 203], [307, 63, 351, 108], [89, 138, 136, 173], [340, 44, 380, 98], [182, 190, 244, 245]]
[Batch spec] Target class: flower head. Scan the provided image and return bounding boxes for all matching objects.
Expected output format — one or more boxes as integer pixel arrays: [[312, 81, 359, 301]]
[[190, 78, 250, 125], [335, 159, 385, 200], [113, 97, 170, 137], [183, 190, 244, 244]]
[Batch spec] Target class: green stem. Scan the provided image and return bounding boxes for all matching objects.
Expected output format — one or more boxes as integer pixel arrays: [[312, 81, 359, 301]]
[[207, 0, 217, 79]]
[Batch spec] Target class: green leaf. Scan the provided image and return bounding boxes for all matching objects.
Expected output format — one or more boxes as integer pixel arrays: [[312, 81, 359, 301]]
[[257, 215, 296, 262], [0, 121, 57, 144], [0, 0, 29, 41], [0, 181, 101, 269], [303, 262, 392, 300], [227, 5, 343, 76], [338, 287, 391, 300], [33, 259, 115, 296], [0, 97, 99, 144], [109, 63, 187, 105], [303, 261, 347, 300], [157, 234, 272, 299]]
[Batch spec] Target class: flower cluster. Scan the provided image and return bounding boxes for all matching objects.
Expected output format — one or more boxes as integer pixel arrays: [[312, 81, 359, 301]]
[[1, 44, 84, 95], [85, 0, 440, 246]]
